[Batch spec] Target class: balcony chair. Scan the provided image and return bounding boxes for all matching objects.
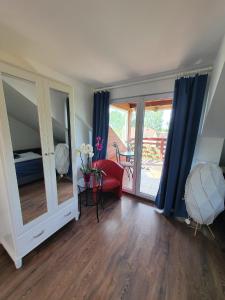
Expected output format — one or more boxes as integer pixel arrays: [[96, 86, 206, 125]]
[[112, 142, 134, 179]]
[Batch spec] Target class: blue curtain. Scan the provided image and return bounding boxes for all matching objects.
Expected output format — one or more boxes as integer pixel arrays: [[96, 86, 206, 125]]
[[155, 74, 208, 217], [92, 91, 110, 160]]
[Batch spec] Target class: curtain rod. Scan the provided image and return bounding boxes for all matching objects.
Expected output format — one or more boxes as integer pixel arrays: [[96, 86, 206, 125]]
[[94, 66, 213, 92]]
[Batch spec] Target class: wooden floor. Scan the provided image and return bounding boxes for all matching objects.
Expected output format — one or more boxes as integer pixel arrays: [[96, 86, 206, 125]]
[[1, 194, 225, 299], [19, 178, 73, 224], [19, 180, 47, 224]]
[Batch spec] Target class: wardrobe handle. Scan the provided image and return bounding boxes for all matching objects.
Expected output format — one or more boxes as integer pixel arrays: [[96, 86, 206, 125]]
[[44, 153, 48, 156], [64, 211, 72, 217], [33, 230, 45, 239], [50, 152, 54, 155]]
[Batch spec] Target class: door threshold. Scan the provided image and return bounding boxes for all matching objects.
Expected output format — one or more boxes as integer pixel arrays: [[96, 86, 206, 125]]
[[122, 191, 155, 206]]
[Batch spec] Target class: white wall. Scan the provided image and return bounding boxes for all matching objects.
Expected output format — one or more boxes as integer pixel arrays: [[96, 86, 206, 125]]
[[4, 80, 67, 146], [50, 89, 67, 128], [203, 64, 225, 137], [8, 116, 41, 151], [74, 82, 93, 170], [110, 78, 174, 100], [191, 73, 224, 165], [205, 34, 225, 115], [3, 75, 36, 105], [193, 137, 224, 165], [202, 32, 225, 138], [73, 81, 93, 151], [196, 33, 225, 164]]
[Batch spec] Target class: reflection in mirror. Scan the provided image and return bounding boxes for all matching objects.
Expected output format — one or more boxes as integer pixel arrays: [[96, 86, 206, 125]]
[[49, 88, 73, 204], [2, 74, 48, 224]]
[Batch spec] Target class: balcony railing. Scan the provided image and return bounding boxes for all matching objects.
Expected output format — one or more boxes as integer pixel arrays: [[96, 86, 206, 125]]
[[128, 137, 167, 161], [108, 127, 167, 163]]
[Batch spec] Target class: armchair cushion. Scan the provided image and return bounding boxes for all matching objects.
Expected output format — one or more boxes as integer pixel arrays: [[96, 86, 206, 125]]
[[102, 176, 120, 192]]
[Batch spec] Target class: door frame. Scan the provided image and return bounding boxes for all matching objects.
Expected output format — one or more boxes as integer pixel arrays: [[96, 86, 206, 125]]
[[109, 97, 141, 195], [109, 92, 173, 200]]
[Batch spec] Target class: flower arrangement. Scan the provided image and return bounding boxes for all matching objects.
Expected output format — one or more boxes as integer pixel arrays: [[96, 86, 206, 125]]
[[77, 138, 105, 182], [77, 143, 94, 176]]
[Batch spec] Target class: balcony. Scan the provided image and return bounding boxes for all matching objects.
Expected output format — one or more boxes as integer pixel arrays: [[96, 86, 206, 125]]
[[107, 128, 166, 197]]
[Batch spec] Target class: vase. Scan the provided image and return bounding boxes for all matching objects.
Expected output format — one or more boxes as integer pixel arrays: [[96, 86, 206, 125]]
[[83, 173, 91, 183]]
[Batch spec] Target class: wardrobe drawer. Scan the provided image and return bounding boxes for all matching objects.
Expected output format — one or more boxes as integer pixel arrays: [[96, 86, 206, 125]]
[[16, 223, 51, 257], [52, 205, 76, 232], [16, 204, 76, 257]]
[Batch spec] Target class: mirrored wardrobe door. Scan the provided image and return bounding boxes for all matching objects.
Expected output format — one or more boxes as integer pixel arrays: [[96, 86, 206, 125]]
[[2, 74, 49, 225], [46, 85, 74, 205]]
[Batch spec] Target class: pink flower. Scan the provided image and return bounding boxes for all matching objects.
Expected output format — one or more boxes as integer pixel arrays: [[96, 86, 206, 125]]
[[96, 143, 103, 151], [95, 136, 104, 152]]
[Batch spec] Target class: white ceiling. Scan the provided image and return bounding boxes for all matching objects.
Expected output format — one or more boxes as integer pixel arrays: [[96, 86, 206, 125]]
[[0, 0, 225, 87]]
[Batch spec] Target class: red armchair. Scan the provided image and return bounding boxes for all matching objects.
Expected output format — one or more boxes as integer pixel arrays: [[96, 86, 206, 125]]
[[92, 159, 124, 198]]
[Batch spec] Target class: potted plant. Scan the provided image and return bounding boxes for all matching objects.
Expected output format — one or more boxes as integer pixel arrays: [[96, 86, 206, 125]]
[[77, 143, 94, 183], [77, 140, 106, 183]]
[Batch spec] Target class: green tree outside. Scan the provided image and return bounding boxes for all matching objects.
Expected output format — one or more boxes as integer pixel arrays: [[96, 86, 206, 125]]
[[144, 111, 164, 136], [109, 109, 127, 141]]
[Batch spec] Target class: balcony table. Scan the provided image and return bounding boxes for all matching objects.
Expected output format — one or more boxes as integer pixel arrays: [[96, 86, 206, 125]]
[[119, 151, 135, 162]]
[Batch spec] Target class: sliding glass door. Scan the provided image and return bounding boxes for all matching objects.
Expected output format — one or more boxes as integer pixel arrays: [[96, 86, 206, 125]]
[[107, 101, 137, 193], [107, 94, 172, 200], [137, 99, 172, 199]]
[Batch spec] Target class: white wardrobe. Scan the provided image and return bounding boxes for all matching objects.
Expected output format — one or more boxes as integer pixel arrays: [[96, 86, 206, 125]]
[[0, 63, 78, 268]]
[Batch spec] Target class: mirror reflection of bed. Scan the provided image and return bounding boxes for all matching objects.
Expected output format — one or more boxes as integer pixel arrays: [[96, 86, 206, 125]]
[[3, 75, 73, 225]]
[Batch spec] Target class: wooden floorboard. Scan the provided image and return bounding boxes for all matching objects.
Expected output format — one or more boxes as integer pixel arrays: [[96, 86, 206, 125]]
[[0, 194, 225, 300], [19, 178, 73, 224]]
